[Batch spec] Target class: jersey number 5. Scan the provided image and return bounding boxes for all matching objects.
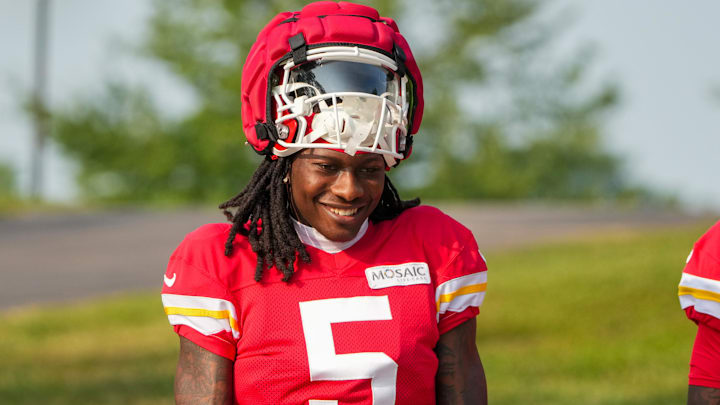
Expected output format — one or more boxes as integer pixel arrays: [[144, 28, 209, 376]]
[[299, 296, 398, 405]]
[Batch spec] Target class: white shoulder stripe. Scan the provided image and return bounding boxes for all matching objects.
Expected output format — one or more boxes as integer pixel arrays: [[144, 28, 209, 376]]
[[436, 271, 487, 320], [436, 271, 487, 303], [162, 294, 240, 339], [679, 272, 720, 295]]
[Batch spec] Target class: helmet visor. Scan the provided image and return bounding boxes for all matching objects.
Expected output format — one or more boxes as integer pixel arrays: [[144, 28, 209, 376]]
[[284, 60, 397, 100]]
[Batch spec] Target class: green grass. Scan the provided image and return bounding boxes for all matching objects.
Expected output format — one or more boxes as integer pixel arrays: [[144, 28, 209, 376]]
[[0, 222, 711, 404], [0, 293, 177, 405], [477, 224, 710, 404]]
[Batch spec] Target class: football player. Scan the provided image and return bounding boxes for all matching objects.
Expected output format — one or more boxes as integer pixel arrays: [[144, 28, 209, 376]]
[[679, 220, 720, 404], [161, 2, 488, 404]]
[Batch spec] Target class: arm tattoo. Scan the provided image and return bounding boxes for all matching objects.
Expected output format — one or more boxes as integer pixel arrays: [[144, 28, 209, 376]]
[[175, 336, 234, 405], [435, 341, 458, 404], [435, 318, 488, 405], [688, 385, 720, 405]]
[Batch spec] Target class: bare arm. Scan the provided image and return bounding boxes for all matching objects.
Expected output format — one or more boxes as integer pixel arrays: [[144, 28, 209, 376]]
[[689, 385, 720, 405], [435, 317, 488, 405], [175, 336, 234, 405]]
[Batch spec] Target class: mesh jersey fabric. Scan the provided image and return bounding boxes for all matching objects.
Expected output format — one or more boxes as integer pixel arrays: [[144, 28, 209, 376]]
[[679, 220, 720, 389], [162, 205, 488, 404]]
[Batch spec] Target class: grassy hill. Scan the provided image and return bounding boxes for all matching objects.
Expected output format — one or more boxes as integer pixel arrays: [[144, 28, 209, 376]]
[[0, 222, 711, 404]]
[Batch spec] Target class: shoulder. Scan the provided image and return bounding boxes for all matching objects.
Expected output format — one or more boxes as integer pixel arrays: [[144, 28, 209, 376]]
[[383, 205, 486, 276], [185, 223, 232, 242], [397, 204, 457, 222], [684, 220, 720, 279], [390, 205, 476, 244], [396, 205, 471, 228], [178, 222, 257, 250], [694, 221, 720, 259], [173, 223, 232, 257], [170, 223, 253, 274]]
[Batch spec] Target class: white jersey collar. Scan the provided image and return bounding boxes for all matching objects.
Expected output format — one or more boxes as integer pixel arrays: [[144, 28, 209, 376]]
[[292, 218, 368, 254]]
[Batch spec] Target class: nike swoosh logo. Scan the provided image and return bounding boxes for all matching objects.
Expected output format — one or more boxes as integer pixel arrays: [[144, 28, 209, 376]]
[[164, 273, 177, 287]]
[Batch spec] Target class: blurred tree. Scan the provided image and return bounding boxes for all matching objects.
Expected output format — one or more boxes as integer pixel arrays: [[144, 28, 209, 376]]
[[49, 0, 639, 203], [394, 0, 635, 200], [0, 162, 16, 197], [0, 162, 19, 211]]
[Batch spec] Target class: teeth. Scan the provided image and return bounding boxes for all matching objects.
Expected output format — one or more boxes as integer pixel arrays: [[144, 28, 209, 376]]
[[328, 207, 358, 216]]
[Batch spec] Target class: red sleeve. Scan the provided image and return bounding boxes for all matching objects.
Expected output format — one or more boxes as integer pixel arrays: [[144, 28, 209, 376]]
[[435, 230, 488, 335], [688, 314, 720, 389], [161, 225, 240, 360]]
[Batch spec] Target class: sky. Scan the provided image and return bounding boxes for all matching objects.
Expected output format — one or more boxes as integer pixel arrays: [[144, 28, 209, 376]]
[[552, 0, 720, 211], [1, 0, 719, 210]]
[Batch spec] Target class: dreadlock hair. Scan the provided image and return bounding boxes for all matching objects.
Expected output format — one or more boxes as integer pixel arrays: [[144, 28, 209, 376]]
[[219, 156, 420, 282]]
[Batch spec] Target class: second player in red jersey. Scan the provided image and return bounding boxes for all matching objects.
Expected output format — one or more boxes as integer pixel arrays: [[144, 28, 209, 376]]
[[679, 220, 720, 404]]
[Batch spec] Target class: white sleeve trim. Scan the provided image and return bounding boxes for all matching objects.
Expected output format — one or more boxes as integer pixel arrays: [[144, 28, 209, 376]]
[[678, 273, 720, 320], [435, 271, 487, 322], [162, 294, 240, 339]]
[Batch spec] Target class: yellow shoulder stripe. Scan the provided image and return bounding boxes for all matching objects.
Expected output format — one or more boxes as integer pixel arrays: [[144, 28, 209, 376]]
[[436, 282, 487, 312], [678, 286, 720, 304], [164, 307, 240, 333]]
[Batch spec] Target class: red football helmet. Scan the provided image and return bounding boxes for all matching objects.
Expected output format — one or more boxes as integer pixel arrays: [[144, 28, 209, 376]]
[[241, 1, 424, 167]]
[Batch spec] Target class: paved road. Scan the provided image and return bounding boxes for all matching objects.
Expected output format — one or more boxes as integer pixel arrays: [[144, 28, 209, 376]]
[[0, 205, 713, 310]]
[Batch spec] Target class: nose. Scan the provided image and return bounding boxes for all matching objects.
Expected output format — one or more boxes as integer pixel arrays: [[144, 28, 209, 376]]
[[331, 170, 364, 202]]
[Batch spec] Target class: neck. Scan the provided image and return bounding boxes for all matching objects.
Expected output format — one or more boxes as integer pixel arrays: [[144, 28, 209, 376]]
[[291, 219, 368, 254]]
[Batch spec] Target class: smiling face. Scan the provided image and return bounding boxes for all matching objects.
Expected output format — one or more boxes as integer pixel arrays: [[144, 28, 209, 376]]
[[289, 149, 386, 242]]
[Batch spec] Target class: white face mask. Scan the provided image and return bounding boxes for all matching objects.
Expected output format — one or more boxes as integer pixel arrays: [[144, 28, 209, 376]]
[[270, 47, 411, 167]]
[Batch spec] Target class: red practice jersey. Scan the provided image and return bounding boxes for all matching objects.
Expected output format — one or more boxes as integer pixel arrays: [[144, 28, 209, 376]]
[[678, 220, 720, 389], [162, 206, 488, 404]]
